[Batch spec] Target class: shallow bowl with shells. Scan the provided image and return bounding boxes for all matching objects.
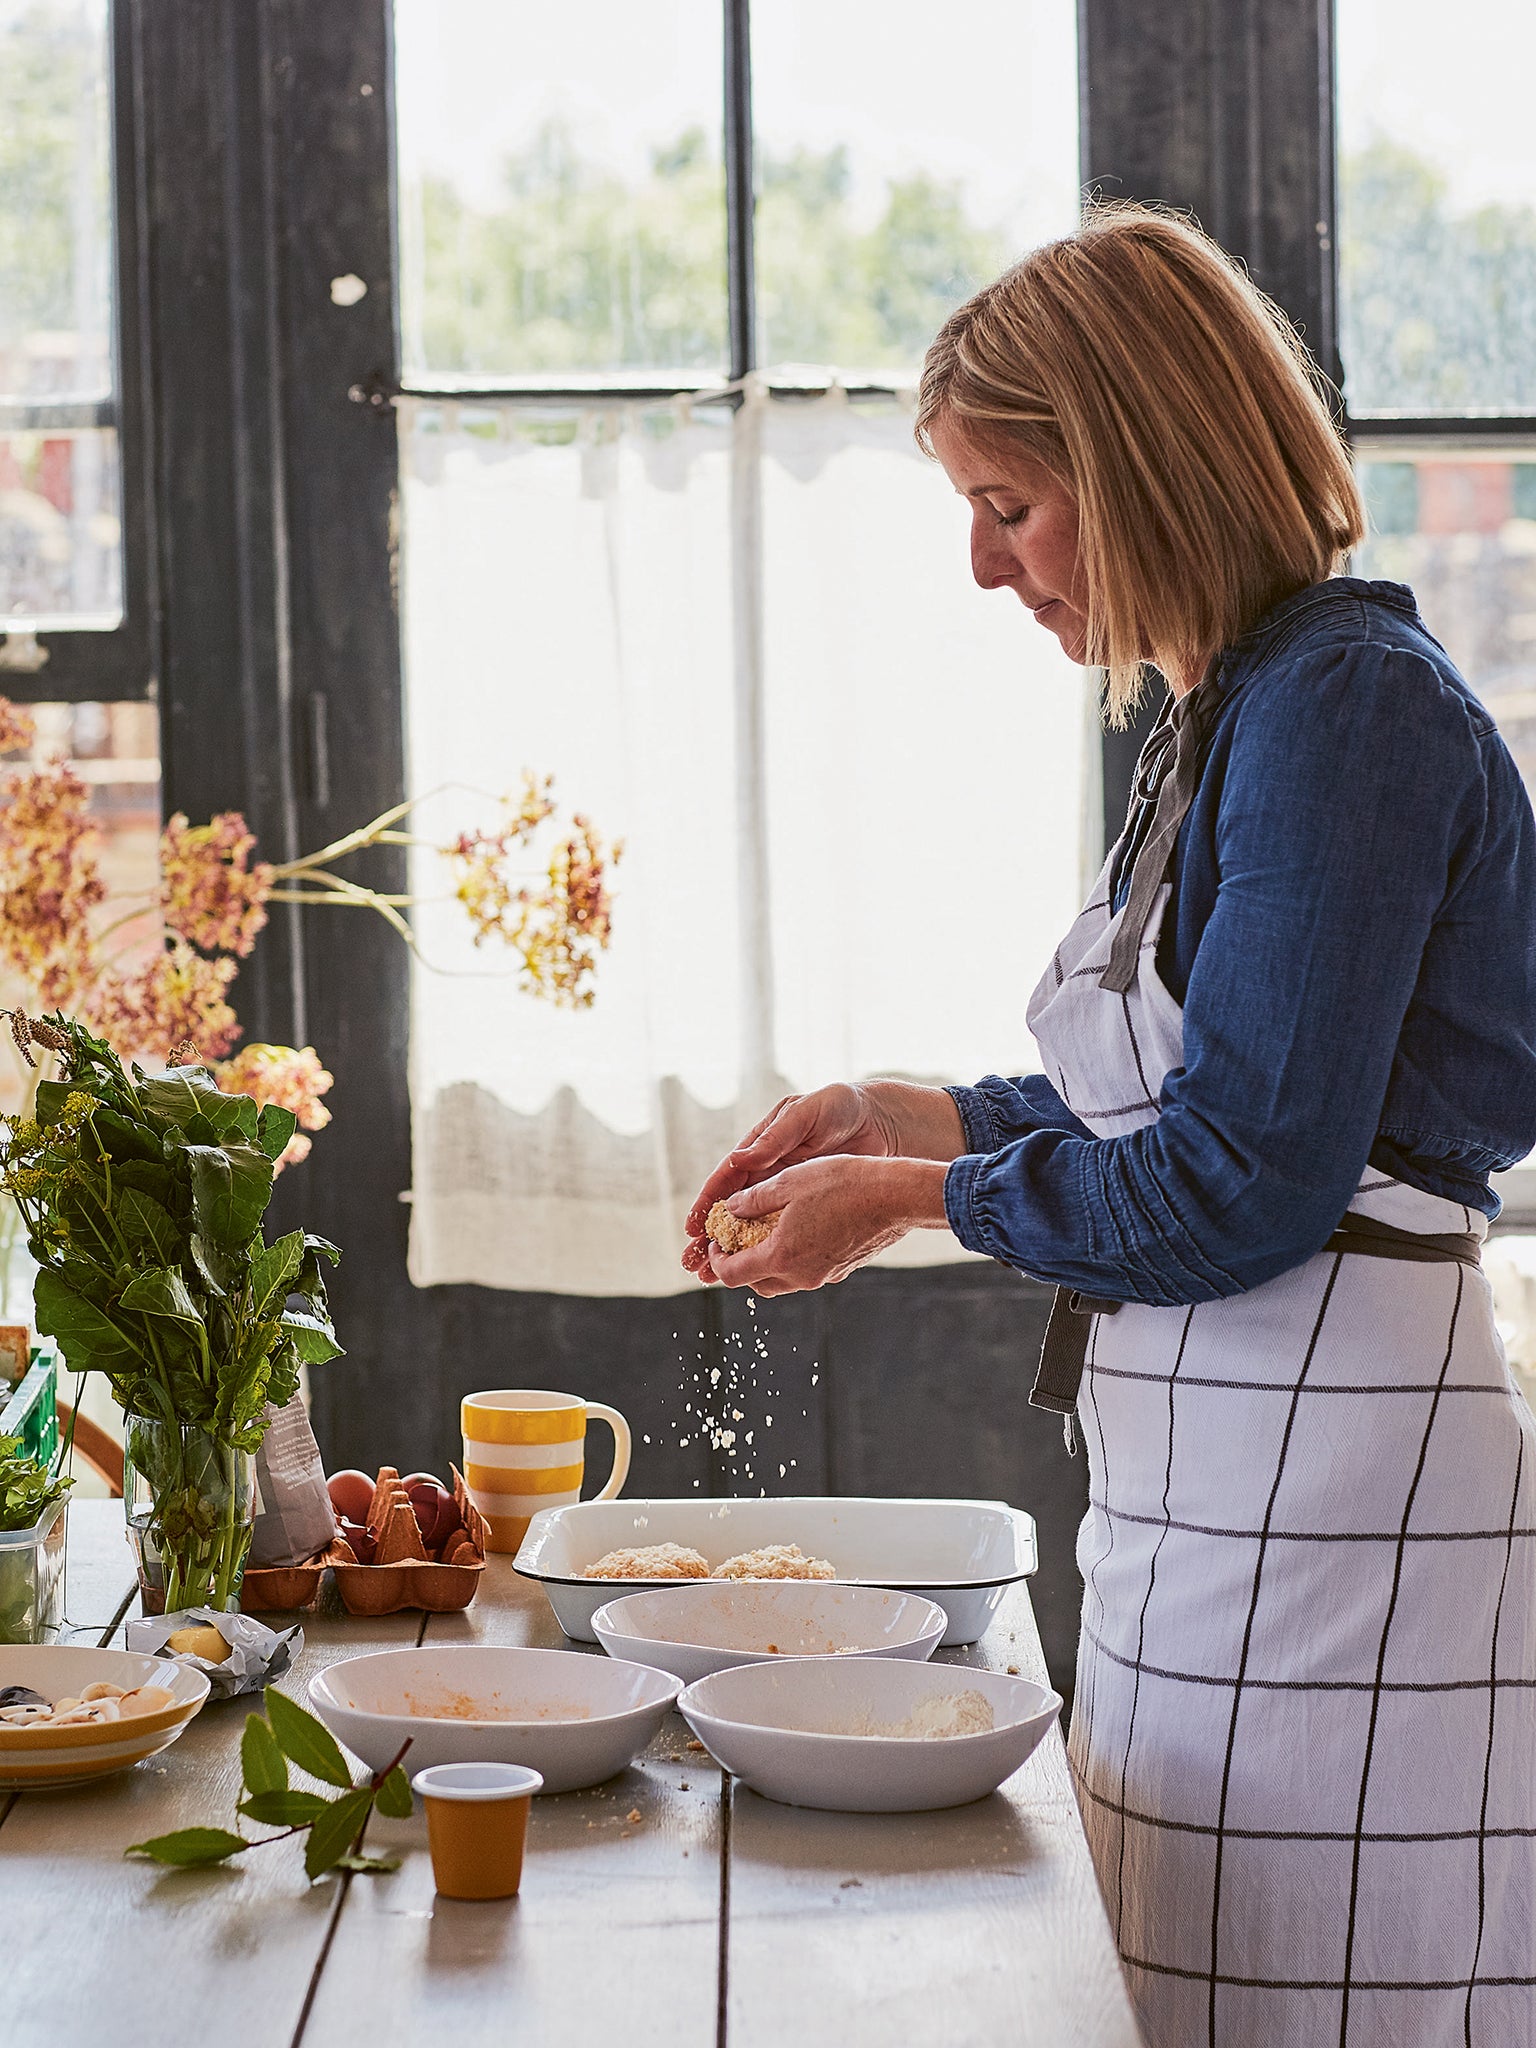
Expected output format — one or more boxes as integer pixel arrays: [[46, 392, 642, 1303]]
[[0, 1644, 210, 1789]]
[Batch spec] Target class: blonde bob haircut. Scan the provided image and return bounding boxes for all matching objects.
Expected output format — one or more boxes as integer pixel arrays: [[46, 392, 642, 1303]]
[[915, 202, 1365, 722]]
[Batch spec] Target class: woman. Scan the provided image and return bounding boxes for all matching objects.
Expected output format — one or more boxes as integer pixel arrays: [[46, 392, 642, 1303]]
[[683, 205, 1536, 2048]]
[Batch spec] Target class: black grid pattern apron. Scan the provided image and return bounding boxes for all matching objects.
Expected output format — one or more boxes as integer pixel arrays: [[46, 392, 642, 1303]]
[[1027, 853, 1536, 2048]]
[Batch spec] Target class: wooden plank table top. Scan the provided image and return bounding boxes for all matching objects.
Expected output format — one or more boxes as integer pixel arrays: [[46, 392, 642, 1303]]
[[3, 1498, 1141, 2048]]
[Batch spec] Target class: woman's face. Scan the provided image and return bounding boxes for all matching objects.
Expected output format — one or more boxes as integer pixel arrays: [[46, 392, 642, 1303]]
[[929, 414, 1089, 666]]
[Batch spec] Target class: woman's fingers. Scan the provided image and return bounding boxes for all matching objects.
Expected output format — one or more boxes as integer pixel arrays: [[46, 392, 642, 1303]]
[[723, 1174, 786, 1219], [683, 1097, 811, 1234]]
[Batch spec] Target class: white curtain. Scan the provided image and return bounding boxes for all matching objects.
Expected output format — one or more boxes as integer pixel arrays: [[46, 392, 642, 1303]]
[[399, 384, 1092, 1295]]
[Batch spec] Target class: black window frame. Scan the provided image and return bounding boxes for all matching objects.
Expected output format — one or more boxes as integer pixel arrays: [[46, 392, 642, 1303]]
[[0, 0, 159, 703]]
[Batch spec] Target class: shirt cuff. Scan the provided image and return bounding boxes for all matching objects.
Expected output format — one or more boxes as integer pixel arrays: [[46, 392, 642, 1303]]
[[945, 1084, 1003, 1157], [943, 1151, 1004, 1261]]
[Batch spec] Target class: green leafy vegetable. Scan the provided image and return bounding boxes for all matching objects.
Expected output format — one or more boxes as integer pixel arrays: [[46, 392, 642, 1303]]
[[0, 1433, 73, 1533], [2, 1014, 343, 1462]]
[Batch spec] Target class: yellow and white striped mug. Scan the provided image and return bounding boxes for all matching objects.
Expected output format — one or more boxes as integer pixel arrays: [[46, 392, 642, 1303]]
[[460, 1390, 632, 1553]]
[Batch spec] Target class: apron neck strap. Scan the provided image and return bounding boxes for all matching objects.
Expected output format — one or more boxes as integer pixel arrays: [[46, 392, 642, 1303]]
[[1100, 672, 1221, 996]]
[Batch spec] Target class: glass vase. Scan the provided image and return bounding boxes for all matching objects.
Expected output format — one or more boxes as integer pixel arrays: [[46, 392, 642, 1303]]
[[123, 1417, 254, 1614]]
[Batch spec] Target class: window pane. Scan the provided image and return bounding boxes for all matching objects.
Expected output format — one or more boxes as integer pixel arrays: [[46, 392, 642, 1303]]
[[1337, 0, 1536, 416], [0, 697, 160, 1122], [0, 426, 121, 625], [751, 0, 1079, 374], [1355, 449, 1536, 795], [394, 0, 726, 385], [0, 0, 123, 627]]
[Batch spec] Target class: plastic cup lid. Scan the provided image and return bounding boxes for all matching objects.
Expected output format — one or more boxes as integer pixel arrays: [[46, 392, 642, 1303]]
[[410, 1761, 544, 1801]]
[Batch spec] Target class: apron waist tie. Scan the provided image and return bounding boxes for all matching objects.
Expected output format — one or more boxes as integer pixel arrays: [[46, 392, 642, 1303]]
[[1029, 1213, 1482, 1442]]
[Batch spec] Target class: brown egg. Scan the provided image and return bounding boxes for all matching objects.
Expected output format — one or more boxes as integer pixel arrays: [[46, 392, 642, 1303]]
[[339, 1518, 377, 1563], [406, 1479, 459, 1549], [402, 1471, 447, 1493], [327, 1469, 375, 1522]]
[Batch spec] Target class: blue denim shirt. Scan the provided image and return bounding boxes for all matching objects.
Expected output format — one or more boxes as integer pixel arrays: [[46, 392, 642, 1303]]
[[943, 579, 1536, 1307]]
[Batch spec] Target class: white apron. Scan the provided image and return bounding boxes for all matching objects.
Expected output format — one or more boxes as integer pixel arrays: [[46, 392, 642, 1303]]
[[1028, 852, 1536, 2048]]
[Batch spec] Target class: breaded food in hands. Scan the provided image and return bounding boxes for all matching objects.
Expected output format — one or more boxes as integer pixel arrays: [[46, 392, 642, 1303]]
[[712, 1543, 836, 1581], [584, 1542, 711, 1581], [705, 1200, 783, 1255]]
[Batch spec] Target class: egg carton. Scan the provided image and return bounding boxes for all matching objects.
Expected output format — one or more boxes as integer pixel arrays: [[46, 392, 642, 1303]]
[[240, 1465, 488, 1615]]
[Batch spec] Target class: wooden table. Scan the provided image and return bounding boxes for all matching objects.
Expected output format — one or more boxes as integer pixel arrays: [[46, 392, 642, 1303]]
[[3, 1500, 1141, 2048]]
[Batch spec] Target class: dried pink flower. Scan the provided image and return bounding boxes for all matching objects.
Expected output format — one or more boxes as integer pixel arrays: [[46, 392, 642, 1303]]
[[0, 700, 36, 756], [446, 784, 620, 1007], [88, 940, 241, 1062], [0, 763, 107, 1010], [160, 811, 274, 959]]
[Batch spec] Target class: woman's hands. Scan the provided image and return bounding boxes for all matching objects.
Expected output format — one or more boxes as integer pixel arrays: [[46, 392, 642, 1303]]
[[681, 1081, 966, 1294], [694, 1154, 951, 1296]]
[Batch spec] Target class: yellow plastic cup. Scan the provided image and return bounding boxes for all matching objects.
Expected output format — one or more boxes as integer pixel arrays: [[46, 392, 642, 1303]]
[[412, 1761, 543, 1900], [460, 1389, 632, 1554]]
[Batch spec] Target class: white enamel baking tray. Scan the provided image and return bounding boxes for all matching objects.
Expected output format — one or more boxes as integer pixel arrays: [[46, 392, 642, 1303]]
[[513, 1496, 1036, 1648]]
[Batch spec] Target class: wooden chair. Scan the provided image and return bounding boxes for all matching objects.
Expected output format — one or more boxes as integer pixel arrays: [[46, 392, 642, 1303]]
[[56, 1400, 125, 1498]]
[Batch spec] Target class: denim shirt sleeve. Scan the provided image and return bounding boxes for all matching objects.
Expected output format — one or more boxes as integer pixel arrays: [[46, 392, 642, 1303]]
[[944, 643, 1491, 1305], [945, 1074, 1094, 1153]]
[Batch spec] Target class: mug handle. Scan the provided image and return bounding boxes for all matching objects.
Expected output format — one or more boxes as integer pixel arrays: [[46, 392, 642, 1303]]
[[586, 1402, 632, 1501]]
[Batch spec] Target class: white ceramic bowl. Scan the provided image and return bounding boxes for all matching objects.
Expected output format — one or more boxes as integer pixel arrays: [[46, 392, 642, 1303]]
[[0, 1644, 210, 1789], [308, 1645, 681, 1795], [592, 1582, 947, 1685], [515, 1496, 1036, 1647], [678, 1656, 1062, 1813]]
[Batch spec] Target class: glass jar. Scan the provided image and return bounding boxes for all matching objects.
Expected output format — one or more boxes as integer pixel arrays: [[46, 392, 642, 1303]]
[[0, 1497, 67, 1643], [123, 1417, 254, 1614]]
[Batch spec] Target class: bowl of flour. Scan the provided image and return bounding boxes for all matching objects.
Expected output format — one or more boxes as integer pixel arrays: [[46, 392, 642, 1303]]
[[678, 1656, 1061, 1812]]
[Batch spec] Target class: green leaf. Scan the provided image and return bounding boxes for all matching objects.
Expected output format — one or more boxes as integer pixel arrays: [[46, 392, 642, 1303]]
[[332, 1851, 403, 1875], [374, 1765, 413, 1819], [256, 1104, 299, 1162], [124, 1827, 248, 1867], [189, 1232, 235, 1300], [87, 1106, 165, 1165], [302, 1233, 341, 1265], [119, 1266, 204, 1332], [117, 1187, 183, 1265], [112, 1158, 179, 1205], [279, 1310, 344, 1367], [240, 1713, 288, 1796], [207, 1091, 261, 1145], [265, 1335, 302, 1415], [263, 1687, 353, 1789], [238, 1789, 329, 1828], [252, 1230, 304, 1319], [303, 1787, 374, 1881], [187, 1143, 274, 1250], [32, 1268, 142, 1371], [34, 1080, 75, 1127], [135, 1071, 222, 1127]]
